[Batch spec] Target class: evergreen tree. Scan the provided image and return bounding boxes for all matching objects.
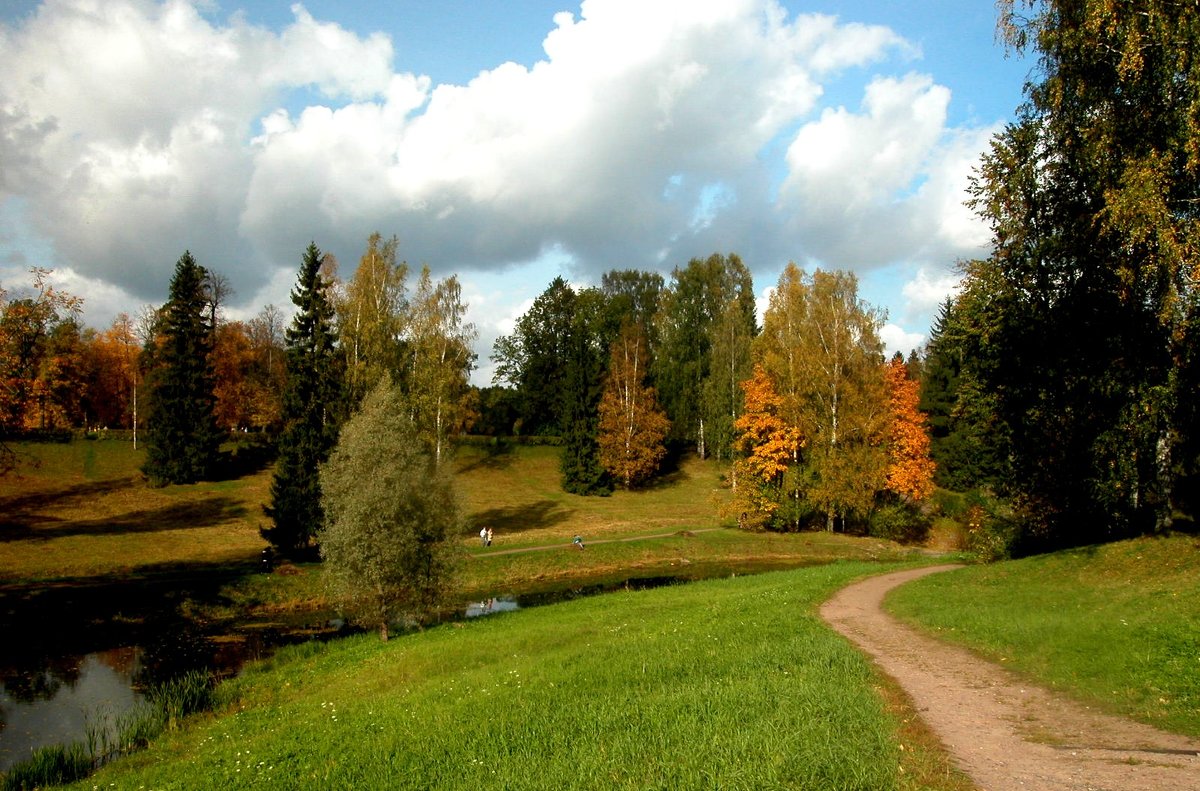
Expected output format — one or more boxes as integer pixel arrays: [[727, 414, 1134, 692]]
[[142, 252, 221, 486], [560, 289, 611, 496], [264, 243, 344, 557]]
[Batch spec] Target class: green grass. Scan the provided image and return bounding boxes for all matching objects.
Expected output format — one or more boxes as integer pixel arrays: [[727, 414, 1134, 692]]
[[886, 534, 1200, 738], [69, 562, 966, 791]]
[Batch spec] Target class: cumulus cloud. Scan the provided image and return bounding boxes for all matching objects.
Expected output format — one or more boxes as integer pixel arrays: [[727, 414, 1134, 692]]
[[1, 0, 1000, 371]]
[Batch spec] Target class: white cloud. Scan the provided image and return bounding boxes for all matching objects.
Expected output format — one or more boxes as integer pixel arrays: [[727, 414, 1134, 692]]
[[1, 0, 1002, 368], [880, 322, 925, 357], [902, 266, 961, 317]]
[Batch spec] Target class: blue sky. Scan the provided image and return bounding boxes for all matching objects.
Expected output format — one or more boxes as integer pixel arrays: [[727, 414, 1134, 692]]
[[0, 1, 1031, 383]]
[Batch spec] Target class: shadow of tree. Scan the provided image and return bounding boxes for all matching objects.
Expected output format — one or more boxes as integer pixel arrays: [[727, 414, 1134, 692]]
[[456, 441, 518, 474], [0, 496, 248, 543], [0, 475, 141, 515], [468, 500, 571, 536]]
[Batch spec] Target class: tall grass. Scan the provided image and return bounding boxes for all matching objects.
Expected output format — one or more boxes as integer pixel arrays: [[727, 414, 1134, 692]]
[[887, 535, 1200, 737], [2, 671, 215, 790], [73, 562, 961, 790]]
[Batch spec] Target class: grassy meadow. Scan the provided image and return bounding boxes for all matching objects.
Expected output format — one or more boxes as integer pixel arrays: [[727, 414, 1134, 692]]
[[887, 534, 1200, 738], [65, 562, 970, 791]]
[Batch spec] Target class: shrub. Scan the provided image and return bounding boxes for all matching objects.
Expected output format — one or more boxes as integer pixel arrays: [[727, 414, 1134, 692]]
[[868, 502, 932, 544], [964, 504, 1019, 562]]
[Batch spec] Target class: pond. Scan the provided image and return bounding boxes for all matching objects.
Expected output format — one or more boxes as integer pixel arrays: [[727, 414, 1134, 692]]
[[0, 574, 693, 771]]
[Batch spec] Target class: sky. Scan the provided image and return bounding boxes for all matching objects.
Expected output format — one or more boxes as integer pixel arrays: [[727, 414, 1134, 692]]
[[0, 0, 1033, 385]]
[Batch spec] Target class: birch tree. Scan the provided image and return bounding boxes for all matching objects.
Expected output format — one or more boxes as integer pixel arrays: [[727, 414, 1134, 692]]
[[597, 322, 669, 488], [407, 267, 476, 467]]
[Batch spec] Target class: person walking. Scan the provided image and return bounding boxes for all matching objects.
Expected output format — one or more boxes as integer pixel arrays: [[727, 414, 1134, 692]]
[[480, 526, 488, 547], [486, 527, 493, 546]]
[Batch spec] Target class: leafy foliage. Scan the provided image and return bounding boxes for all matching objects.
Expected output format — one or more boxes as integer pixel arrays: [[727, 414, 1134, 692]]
[[597, 323, 670, 488], [319, 378, 459, 640], [883, 356, 935, 501]]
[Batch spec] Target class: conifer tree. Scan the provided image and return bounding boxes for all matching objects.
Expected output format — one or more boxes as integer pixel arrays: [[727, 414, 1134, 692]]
[[142, 252, 221, 485], [264, 243, 344, 557], [560, 290, 611, 496]]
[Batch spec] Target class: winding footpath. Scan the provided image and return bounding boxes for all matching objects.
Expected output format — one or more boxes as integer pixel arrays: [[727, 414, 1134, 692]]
[[820, 565, 1200, 791]]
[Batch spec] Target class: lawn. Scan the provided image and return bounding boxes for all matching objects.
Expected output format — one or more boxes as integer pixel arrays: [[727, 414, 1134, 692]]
[[67, 562, 970, 791], [886, 534, 1200, 738]]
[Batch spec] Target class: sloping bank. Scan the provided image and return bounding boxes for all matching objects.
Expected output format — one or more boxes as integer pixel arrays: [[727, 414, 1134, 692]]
[[68, 561, 957, 791]]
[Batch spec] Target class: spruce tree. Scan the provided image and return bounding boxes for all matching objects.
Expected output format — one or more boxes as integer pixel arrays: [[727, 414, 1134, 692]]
[[559, 291, 611, 496], [142, 251, 221, 485], [264, 243, 344, 557]]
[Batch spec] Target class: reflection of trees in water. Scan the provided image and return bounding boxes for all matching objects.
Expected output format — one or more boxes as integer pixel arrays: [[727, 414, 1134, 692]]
[[1, 656, 83, 703], [135, 627, 214, 689]]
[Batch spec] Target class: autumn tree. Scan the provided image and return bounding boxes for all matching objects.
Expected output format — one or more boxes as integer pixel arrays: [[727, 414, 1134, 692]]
[[598, 322, 669, 488], [336, 233, 408, 408], [86, 314, 141, 432], [319, 378, 459, 640], [142, 252, 222, 486], [407, 267, 476, 466], [0, 268, 84, 433], [210, 321, 256, 431], [884, 355, 935, 501], [757, 265, 888, 531], [264, 243, 344, 557], [245, 304, 286, 430], [727, 364, 803, 530]]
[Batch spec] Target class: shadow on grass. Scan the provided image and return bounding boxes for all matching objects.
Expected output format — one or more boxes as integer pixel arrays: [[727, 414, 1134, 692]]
[[0, 475, 142, 515], [468, 499, 571, 536], [0, 496, 248, 543], [455, 441, 518, 474]]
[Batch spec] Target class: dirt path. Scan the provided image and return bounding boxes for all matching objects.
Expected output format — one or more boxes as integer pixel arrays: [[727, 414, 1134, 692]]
[[820, 565, 1200, 791], [472, 528, 722, 557]]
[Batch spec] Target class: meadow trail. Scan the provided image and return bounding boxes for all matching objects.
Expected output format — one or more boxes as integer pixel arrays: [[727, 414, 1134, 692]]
[[821, 565, 1200, 791], [472, 528, 723, 556]]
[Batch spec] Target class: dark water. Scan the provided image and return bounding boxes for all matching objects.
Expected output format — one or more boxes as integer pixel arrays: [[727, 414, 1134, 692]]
[[0, 574, 691, 771]]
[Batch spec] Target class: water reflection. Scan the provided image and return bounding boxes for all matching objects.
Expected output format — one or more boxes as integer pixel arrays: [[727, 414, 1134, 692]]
[[0, 648, 143, 771], [464, 597, 520, 618]]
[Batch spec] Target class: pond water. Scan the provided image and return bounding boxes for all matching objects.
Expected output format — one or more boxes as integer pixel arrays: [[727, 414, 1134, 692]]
[[0, 576, 690, 771]]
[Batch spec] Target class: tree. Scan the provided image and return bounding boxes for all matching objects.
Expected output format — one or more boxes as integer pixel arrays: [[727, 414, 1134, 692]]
[[407, 267, 477, 466], [0, 268, 84, 433], [319, 378, 459, 641], [962, 0, 1200, 546], [654, 253, 755, 457], [727, 363, 804, 530], [702, 296, 756, 461], [142, 252, 222, 486], [598, 322, 670, 488], [560, 288, 611, 495], [491, 277, 577, 435], [264, 243, 345, 557], [335, 233, 408, 408], [87, 314, 141, 431], [245, 304, 287, 430], [210, 321, 256, 431], [757, 265, 888, 531], [883, 356, 935, 502]]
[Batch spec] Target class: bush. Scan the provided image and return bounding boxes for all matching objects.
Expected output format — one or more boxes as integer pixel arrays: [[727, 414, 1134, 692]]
[[964, 504, 1019, 562], [868, 502, 932, 544]]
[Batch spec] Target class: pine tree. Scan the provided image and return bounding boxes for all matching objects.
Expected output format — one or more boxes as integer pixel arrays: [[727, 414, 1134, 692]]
[[142, 252, 221, 485], [263, 243, 344, 557]]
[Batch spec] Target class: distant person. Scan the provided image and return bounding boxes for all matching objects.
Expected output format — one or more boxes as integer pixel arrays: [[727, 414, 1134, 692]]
[[480, 526, 488, 547], [572, 535, 585, 550], [486, 527, 494, 546]]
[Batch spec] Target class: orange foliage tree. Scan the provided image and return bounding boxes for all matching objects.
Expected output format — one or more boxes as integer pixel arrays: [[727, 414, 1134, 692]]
[[884, 356, 935, 501], [727, 363, 804, 529], [597, 323, 670, 488]]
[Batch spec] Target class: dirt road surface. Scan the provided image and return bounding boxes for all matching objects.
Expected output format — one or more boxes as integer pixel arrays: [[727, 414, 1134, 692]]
[[820, 565, 1200, 791]]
